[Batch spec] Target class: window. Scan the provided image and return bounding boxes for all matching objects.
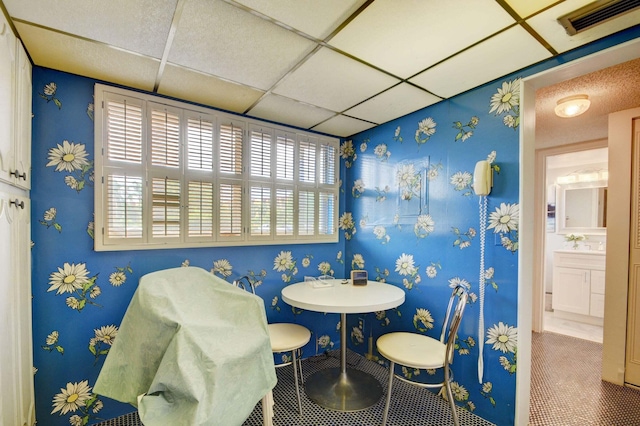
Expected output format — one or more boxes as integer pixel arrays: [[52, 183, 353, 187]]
[[94, 84, 339, 251]]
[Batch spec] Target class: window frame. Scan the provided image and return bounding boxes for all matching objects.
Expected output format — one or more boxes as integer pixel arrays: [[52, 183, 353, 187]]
[[94, 84, 339, 251]]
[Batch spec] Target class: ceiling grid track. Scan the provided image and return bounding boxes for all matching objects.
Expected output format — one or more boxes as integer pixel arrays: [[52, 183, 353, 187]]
[[153, 0, 187, 93]]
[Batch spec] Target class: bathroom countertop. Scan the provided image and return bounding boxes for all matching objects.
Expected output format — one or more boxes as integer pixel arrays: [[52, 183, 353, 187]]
[[554, 249, 606, 255]]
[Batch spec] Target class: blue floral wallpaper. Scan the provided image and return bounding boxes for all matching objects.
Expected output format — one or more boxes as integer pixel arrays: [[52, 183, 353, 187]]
[[341, 80, 521, 424], [31, 69, 347, 425], [29, 25, 639, 426]]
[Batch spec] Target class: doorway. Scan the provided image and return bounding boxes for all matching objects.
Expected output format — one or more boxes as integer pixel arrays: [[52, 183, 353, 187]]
[[540, 145, 608, 344], [516, 37, 640, 425]]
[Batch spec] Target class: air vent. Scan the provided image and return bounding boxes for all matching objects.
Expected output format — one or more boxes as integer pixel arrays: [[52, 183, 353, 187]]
[[558, 0, 640, 35]]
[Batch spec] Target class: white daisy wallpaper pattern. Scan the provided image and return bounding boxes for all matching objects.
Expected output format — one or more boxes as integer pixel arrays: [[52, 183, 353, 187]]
[[30, 65, 518, 426], [28, 26, 633, 425]]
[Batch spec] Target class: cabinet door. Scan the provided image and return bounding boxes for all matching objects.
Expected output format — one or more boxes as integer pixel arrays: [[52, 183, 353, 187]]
[[0, 16, 17, 185], [590, 269, 606, 318], [552, 266, 591, 315], [0, 192, 34, 426], [14, 43, 31, 190]]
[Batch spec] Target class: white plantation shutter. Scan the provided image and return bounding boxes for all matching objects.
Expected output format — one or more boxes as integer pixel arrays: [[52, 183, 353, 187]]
[[320, 142, 336, 185], [319, 191, 335, 236], [187, 180, 213, 238], [105, 96, 143, 163], [149, 104, 180, 168], [298, 190, 315, 236], [250, 126, 272, 178], [276, 187, 294, 236], [106, 173, 143, 239], [299, 137, 317, 183], [219, 181, 242, 238], [318, 140, 337, 236], [276, 132, 295, 181], [219, 121, 244, 175], [103, 93, 145, 243], [250, 185, 271, 236], [95, 84, 339, 250], [187, 115, 214, 171], [151, 176, 181, 239]]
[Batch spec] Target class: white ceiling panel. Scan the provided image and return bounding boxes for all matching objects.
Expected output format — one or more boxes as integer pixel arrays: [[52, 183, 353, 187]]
[[15, 22, 160, 92], [168, 0, 316, 91], [344, 83, 442, 125], [247, 93, 337, 130], [526, 0, 640, 53], [410, 26, 552, 98], [504, 0, 558, 19], [273, 47, 399, 112], [312, 114, 376, 138], [157, 64, 264, 114], [4, 0, 637, 139], [329, 0, 516, 79], [4, 0, 175, 58], [232, 0, 368, 40]]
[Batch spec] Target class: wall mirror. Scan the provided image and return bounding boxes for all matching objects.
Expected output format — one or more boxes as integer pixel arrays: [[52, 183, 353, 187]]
[[557, 183, 607, 235]]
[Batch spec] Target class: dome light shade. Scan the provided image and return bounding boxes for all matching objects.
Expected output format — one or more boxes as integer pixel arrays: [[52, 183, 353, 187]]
[[554, 94, 590, 118]]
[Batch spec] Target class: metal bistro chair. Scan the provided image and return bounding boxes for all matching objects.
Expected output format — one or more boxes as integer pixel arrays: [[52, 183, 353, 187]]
[[233, 276, 311, 415], [376, 284, 469, 426]]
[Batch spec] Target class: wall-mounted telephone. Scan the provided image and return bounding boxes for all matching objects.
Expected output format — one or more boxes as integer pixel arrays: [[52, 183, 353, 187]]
[[473, 160, 493, 196]]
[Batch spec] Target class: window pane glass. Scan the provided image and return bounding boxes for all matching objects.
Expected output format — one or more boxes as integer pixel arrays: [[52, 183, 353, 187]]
[[219, 182, 242, 237], [106, 174, 143, 238], [250, 185, 270, 235], [220, 122, 243, 175], [106, 98, 143, 164], [276, 188, 294, 236], [188, 180, 213, 237], [150, 108, 180, 168], [151, 177, 181, 237], [187, 116, 214, 171], [299, 190, 315, 236]]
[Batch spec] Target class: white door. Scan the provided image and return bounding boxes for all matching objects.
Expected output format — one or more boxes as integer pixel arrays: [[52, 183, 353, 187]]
[[627, 117, 640, 388]]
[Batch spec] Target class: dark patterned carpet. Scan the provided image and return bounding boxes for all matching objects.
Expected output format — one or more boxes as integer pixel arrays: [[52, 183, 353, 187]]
[[94, 349, 493, 426], [530, 331, 640, 425]]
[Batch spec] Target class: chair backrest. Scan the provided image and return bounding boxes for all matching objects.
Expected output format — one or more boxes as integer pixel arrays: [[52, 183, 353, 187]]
[[439, 284, 469, 365], [233, 275, 256, 294]]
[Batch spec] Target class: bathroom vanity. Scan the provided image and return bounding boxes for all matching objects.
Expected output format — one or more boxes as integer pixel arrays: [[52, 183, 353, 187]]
[[552, 250, 605, 325]]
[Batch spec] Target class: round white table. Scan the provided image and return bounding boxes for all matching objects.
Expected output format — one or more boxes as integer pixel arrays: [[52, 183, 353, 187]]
[[281, 279, 405, 411]]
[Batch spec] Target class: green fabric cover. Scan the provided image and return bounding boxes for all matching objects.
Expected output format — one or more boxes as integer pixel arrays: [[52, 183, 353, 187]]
[[94, 267, 277, 426]]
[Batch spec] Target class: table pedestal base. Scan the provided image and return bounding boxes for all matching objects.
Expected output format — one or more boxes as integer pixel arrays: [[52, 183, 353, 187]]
[[304, 367, 382, 412]]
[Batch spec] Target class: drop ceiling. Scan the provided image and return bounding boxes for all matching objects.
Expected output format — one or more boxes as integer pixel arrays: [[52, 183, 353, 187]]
[[2, 0, 639, 137]]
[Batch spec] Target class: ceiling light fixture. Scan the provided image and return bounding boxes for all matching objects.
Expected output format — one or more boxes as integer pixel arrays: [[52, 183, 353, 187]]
[[554, 94, 591, 118]]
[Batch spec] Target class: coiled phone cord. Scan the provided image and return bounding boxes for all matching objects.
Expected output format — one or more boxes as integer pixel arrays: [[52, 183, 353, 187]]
[[478, 194, 487, 384]]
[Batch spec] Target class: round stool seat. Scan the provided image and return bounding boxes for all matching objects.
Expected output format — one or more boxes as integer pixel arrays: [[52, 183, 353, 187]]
[[268, 323, 311, 352]]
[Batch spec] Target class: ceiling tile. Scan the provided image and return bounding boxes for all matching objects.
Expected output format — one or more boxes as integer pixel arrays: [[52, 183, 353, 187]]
[[4, 0, 175, 58], [329, 0, 516, 79], [247, 94, 337, 130], [526, 0, 640, 53], [232, 0, 368, 40], [168, 0, 316, 91], [504, 0, 558, 19], [344, 83, 441, 125], [15, 22, 159, 92], [157, 64, 264, 114], [311, 114, 376, 138], [273, 47, 399, 112], [410, 25, 552, 98]]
